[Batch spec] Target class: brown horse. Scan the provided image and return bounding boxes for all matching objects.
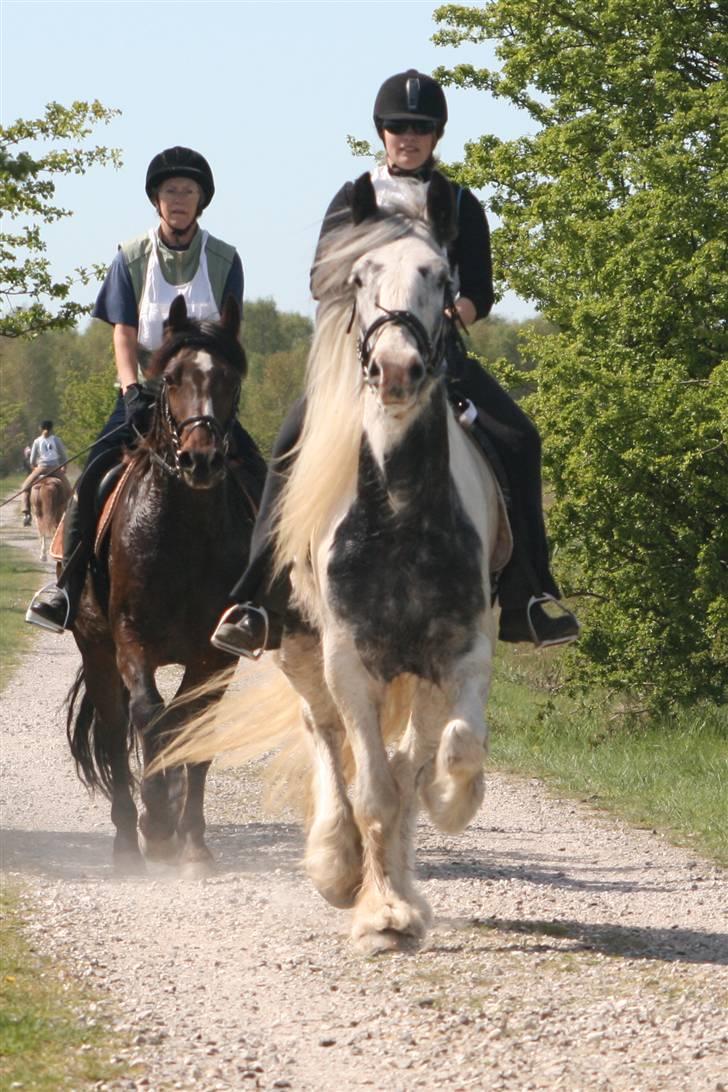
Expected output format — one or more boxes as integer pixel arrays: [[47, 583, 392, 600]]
[[31, 472, 72, 561], [66, 295, 264, 876]]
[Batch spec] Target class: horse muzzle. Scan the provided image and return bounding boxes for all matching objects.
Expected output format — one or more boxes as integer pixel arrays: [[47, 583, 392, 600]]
[[365, 356, 428, 406], [177, 447, 227, 489]]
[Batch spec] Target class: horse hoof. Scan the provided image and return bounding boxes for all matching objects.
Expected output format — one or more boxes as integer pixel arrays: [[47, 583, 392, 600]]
[[178, 853, 216, 881], [353, 928, 422, 957], [113, 851, 147, 877]]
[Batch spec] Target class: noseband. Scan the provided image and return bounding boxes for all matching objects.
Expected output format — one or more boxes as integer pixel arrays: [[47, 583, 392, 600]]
[[356, 301, 449, 386]]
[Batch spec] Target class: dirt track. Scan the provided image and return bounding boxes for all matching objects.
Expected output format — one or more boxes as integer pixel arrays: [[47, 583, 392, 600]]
[[1, 510, 727, 1091]]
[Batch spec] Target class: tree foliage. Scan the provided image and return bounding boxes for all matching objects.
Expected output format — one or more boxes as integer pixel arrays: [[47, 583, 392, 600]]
[[434, 0, 727, 706], [1, 100, 121, 338]]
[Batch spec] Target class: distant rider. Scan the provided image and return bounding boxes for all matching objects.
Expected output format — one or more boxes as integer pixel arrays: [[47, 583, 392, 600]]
[[20, 420, 69, 526]]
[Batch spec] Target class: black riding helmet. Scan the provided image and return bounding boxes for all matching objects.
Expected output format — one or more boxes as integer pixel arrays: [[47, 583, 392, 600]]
[[145, 147, 215, 210], [373, 69, 448, 136]]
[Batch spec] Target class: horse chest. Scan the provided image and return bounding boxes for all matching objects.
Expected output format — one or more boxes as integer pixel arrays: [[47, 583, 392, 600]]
[[328, 479, 485, 683]]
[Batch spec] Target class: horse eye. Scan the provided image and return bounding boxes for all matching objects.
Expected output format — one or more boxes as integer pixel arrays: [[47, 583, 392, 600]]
[[352, 273, 363, 288]]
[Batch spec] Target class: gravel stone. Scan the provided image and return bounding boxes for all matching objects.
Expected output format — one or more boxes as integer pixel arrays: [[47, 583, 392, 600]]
[[2, 509, 727, 1089]]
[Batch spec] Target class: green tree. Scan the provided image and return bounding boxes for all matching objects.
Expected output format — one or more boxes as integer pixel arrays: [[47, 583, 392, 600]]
[[434, 0, 727, 707], [1, 100, 120, 338]]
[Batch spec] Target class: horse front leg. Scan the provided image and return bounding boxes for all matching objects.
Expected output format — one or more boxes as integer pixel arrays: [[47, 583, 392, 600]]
[[278, 632, 362, 908], [417, 633, 492, 834], [324, 632, 429, 954], [117, 636, 182, 862]]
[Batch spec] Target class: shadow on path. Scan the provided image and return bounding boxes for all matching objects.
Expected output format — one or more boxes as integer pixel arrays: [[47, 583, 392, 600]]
[[430, 914, 728, 968]]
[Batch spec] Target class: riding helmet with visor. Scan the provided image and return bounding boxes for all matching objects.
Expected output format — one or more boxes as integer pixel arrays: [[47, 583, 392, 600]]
[[373, 69, 448, 137], [145, 147, 215, 209]]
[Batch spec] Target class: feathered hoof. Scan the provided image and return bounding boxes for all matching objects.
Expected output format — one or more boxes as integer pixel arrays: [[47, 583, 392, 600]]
[[352, 890, 431, 954], [419, 721, 486, 833], [309, 873, 360, 910], [305, 821, 362, 908], [353, 927, 422, 957]]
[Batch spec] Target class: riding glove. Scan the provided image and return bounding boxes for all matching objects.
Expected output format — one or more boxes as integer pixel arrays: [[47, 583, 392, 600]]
[[123, 383, 155, 433]]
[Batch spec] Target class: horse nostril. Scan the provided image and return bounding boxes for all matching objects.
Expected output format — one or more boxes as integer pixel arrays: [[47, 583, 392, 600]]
[[409, 362, 425, 384], [178, 451, 194, 471], [210, 451, 224, 473]]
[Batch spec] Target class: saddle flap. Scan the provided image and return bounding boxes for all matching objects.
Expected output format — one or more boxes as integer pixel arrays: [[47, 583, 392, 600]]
[[95, 462, 134, 557], [490, 477, 513, 574]]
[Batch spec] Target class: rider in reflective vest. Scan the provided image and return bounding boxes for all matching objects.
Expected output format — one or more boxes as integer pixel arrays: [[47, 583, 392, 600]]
[[211, 71, 579, 658], [26, 146, 264, 633]]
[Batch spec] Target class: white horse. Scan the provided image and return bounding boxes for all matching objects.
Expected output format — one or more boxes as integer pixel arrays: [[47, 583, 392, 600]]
[[165, 171, 509, 953]]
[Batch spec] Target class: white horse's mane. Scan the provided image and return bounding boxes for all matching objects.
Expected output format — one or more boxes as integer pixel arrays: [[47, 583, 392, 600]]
[[273, 196, 443, 578]]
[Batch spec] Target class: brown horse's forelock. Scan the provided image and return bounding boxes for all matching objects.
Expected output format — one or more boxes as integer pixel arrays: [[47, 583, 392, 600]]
[[147, 324, 247, 380]]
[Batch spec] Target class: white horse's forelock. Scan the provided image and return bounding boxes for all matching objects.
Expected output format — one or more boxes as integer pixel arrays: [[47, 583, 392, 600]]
[[273, 201, 443, 584]]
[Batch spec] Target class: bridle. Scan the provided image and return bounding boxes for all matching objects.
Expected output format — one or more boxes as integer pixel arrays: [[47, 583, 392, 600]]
[[146, 353, 241, 479], [354, 290, 455, 388]]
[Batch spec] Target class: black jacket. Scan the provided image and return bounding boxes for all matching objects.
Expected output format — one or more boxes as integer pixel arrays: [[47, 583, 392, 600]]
[[314, 172, 495, 320]]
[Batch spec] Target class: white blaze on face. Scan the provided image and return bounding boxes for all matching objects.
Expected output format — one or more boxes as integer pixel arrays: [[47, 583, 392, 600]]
[[190, 350, 215, 418]]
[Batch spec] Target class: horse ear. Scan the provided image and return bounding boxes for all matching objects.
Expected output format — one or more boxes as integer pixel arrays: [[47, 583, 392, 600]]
[[351, 172, 378, 225], [220, 295, 241, 336], [427, 171, 458, 248], [167, 295, 189, 332]]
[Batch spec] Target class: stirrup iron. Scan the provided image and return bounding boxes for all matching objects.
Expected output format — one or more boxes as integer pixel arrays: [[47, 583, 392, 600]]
[[210, 603, 269, 661], [526, 593, 580, 649], [25, 582, 70, 634]]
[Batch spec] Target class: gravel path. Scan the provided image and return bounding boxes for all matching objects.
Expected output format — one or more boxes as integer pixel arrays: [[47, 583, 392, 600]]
[[1, 510, 727, 1091]]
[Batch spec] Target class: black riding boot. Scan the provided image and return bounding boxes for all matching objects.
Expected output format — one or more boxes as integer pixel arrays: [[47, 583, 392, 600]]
[[211, 400, 304, 658], [447, 350, 579, 648]]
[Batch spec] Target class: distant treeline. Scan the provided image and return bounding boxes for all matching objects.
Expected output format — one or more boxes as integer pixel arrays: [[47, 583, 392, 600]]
[[0, 303, 543, 471]]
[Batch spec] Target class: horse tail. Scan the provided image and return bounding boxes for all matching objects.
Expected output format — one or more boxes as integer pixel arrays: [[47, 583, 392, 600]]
[[152, 667, 301, 778], [65, 667, 129, 799]]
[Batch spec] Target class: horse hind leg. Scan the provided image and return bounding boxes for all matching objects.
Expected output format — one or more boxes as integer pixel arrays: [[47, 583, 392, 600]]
[[68, 655, 143, 874], [279, 632, 362, 908], [39, 534, 48, 562]]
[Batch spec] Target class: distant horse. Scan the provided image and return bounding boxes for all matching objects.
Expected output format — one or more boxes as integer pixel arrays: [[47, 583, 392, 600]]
[[66, 295, 264, 876], [31, 472, 71, 561], [165, 172, 508, 950]]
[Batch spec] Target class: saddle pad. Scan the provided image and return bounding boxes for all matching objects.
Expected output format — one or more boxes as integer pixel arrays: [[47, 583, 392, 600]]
[[49, 517, 65, 561], [94, 462, 135, 557], [49, 462, 136, 562]]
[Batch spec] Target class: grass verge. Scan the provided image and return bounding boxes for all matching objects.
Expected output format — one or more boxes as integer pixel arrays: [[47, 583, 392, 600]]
[[489, 646, 728, 866], [0, 887, 123, 1090], [0, 540, 44, 691]]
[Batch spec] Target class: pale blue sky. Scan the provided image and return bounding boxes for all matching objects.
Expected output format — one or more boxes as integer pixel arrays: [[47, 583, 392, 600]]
[[2, 0, 536, 321]]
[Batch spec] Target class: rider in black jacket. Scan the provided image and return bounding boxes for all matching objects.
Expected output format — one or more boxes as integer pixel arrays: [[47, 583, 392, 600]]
[[212, 70, 579, 657]]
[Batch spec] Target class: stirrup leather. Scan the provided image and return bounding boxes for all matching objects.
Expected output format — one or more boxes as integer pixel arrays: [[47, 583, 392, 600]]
[[25, 582, 70, 634], [526, 594, 580, 649], [210, 604, 269, 661]]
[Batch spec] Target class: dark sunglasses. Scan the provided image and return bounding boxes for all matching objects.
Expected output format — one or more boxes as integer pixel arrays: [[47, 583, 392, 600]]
[[383, 119, 437, 135]]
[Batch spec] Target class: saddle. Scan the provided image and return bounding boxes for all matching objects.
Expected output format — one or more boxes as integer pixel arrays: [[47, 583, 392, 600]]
[[49, 461, 132, 562]]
